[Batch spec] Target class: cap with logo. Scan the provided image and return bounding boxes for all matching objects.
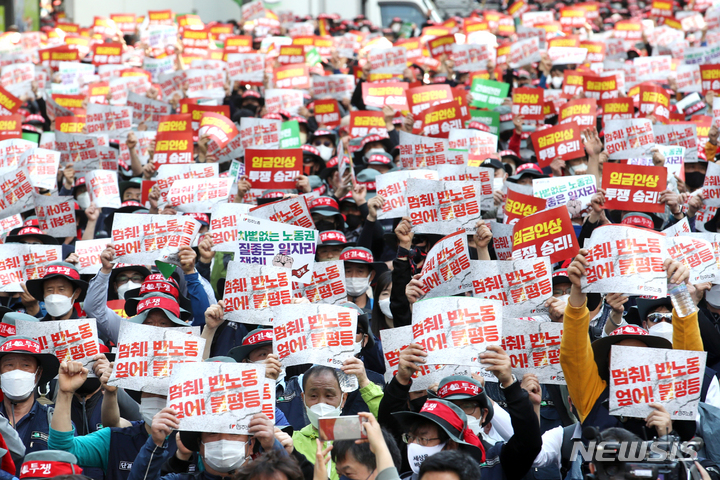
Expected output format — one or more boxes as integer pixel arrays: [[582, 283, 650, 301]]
[[5, 227, 58, 245], [26, 262, 88, 302], [20, 451, 82, 479], [127, 293, 189, 327], [430, 375, 494, 426], [227, 328, 273, 362], [591, 325, 671, 381], [0, 336, 60, 385]]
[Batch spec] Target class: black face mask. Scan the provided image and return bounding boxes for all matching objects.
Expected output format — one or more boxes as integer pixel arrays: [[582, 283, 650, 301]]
[[315, 220, 336, 232], [409, 396, 427, 412], [408, 245, 427, 274], [346, 215, 363, 230], [76, 377, 101, 396], [242, 103, 259, 115], [685, 171, 706, 190]]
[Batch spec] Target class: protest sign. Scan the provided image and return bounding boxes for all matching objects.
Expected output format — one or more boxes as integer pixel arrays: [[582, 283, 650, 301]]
[[153, 131, 193, 166], [368, 47, 407, 74], [509, 38, 541, 68], [0, 168, 35, 220], [198, 113, 239, 155], [223, 262, 293, 324], [563, 70, 585, 98], [512, 206, 579, 263], [0, 115, 22, 141], [412, 297, 502, 367], [273, 65, 310, 90], [581, 225, 668, 295], [126, 92, 172, 129], [22, 148, 60, 190], [0, 245, 62, 292], [249, 196, 315, 230], [407, 85, 453, 123], [452, 44, 495, 72], [558, 99, 597, 128], [165, 178, 233, 213], [504, 189, 547, 223], [244, 148, 302, 190], [33, 194, 76, 237], [111, 213, 201, 266], [15, 318, 99, 372], [512, 87, 544, 121], [0, 87, 20, 115], [604, 119, 656, 159], [108, 322, 205, 395], [434, 166, 493, 209], [470, 79, 510, 109], [0, 215, 22, 238], [416, 101, 470, 138], [406, 179, 484, 235], [490, 221, 514, 261], [530, 122, 584, 168], [609, 345, 706, 420], [653, 123, 698, 163], [349, 111, 386, 139], [663, 217, 692, 237], [501, 319, 565, 384], [155, 164, 218, 204], [397, 132, 463, 169], [86, 104, 132, 136], [210, 203, 252, 252], [601, 163, 666, 213], [639, 85, 671, 123], [85, 170, 121, 209], [167, 362, 265, 434], [292, 261, 347, 306], [666, 235, 719, 283], [265, 89, 304, 116], [470, 258, 552, 319], [271, 304, 357, 368], [418, 231, 474, 298], [448, 129, 498, 156], [0, 139, 35, 176], [628, 145, 685, 182], [583, 75, 619, 101], [532, 175, 596, 214], [227, 54, 265, 85], [313, 99, 342, 128], [375, 170, 439, 219], [74, 239, 108, 275], [277, 45, 305, 65], [380, 326, 450, 391], [238, 118, 282, 152], [311, 74, 355, 101], [361, 82, 409, 111], [236, 215, 317, 283]]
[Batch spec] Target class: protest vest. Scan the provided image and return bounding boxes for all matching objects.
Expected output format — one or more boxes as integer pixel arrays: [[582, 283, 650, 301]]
[[479, 441, 505, 480], [107, 421, 178, 480], [0, 400, 52, 474]]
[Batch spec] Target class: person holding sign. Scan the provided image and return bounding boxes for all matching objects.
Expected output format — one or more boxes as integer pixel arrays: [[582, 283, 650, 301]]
[[0, 336, 60, 471], [25, 263, 87, 321], [561, 249, 699, 440]]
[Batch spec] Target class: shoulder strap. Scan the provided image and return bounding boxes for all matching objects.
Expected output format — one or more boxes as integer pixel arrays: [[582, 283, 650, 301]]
[[46, 406, 54, 426], [560, 424, 576, 477]]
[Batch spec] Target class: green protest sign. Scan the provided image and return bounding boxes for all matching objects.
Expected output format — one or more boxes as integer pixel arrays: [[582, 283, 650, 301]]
[[470, 78, 510, 109]]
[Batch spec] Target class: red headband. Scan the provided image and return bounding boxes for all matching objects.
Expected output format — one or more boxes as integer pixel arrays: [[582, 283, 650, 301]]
[[0, 338, 41, 353], [621, 215, 654, 229], [0, 323, 16, 338], [137, 296, 181, 318], [18, 227, 45, 236], [244, 330, 273, 346], [311, 197, 339, 211], [139, 280, 179, 300], [437, 380, 482, 398], [340, 248, 374, 263], [145, 274, 179, 288], [609, 325, 649, 337], [20, 461, 82, 479], [420, 401, 485, 462], [44, 265, 81, 280], [320, 231, 347, 243]]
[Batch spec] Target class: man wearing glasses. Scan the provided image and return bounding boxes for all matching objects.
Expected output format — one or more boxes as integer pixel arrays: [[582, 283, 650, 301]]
[[108, 265, 151, 301], [636, 297, 675, 344]]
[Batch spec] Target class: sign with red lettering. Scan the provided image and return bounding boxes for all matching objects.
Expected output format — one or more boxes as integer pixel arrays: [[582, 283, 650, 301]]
[[165, 178, 233, 213], [406, 179, 485, 234], [512, 87, 544, 121], [412, 296, 502, 366], [291, 260, 347, 306], [153, 131, 194, 166], [15, 319, 99, 371], [33, 193, 76, 237], [504, 189, 547, 223], [416, 100, 470, 138], [271, 304, 358, 367], [111, 213, 201, 266], [249, 196, 315, 230], [198, 112, 238, 154], [501, 318, 564, 383], [511, 206, 579, 263], [86, 170, 121, 209], [407, 85, 454, 126], [368, 47, 407, 74], [602, 163, 666, 213], [273, 65, 310, 90], [223, 262, 293, 324], [349, 111, 386, 139], [609, 345, 706, 420], [210, 203, 252, 253], [155, 164, 218, 204], [604, 119, 656, 159], [108, 322, 204, 395], [75, 238, 107, 274], [0, 244, 62, 292], [530, 122, 584, 167], [418, 231, 474, 298], [361, 82, 409, 111], [244, 148, 302, 190]]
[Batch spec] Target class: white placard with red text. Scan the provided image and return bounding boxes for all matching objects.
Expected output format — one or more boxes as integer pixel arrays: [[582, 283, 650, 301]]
[[666, 235, 719, 284], [249, 196, 315, 230], [75, 239, 108, 274], [111, 213, 201, 266], [376, 170, 439, 220], [85, 170, 121, 209], [501, 319, 565, 384], [155, 164, 219, 204], [33, 193, 76, 237], [165, 178, 233, 213], [418, 231, 474, 299], [15, 318, 100, 374], [0, 244, 62, 292], [223, 262, 293, 324], [292, 261, 347, 306], [406, 179, 485, 235]]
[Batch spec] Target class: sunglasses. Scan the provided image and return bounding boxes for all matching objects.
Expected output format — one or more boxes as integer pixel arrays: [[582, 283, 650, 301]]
[[647, 312, 672, 324], [313, 140, 333, 147]]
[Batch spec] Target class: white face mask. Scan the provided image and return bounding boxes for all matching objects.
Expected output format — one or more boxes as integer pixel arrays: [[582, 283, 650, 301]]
[[568, 163, 588, 175], [466, 415, 482, 435], [407, 442, 447, 474], [649, 322, 673, 343], [366, 148, 385, 156], [1, 369, 38, 402], [117, 281, 142, 301], [202, 440, 248, 473], [379, 298, 393, 319], [305, 401, 342, 429], [140, 396, 167, 425], [76, 192, 91, 209], [346, 276, 370, 297], [317, 144, 334, 161], [551, 76, 563, 89], [44, 294, 75, 318]]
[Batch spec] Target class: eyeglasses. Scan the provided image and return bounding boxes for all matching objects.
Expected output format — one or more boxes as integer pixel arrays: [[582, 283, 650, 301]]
[[554, 288, 572, 296], [402, 433, 441, 446], [313, 140, 333, 147], [116, 274, 145, 285], [454, 403, 479, 416], [647, 312, 672, 324]]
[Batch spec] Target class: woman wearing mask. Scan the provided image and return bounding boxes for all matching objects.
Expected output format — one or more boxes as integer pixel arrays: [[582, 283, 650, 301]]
[[293, 364, 383, 480], [371, 271, 394, 339]]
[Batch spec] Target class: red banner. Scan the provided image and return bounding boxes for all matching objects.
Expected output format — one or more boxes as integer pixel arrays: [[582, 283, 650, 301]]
[[349, 111, 386, 139], [92, 42, 123, 65], [562, 70, 585, 98], [583, 75, 618, 101], [314, 99, 341, 128], [407, 84, 453, 119], [512, 206, 579, 263], [274, 65, 310, 90], [639, 85, 670, 123], [224, 35, 254, 54], [0, 86, 20, 115], [0, 115, 21, 141], [244, 148, 303, 190], [153, 131, 194, 166], [415, 100, 470, 138], [559, 98, 597, 128], [55, 116, 85, 134], [186, 104, 230, 134], [277, 45, 306, 65], [530, 121, 584, 167], [428, 34, 456, 58], [601, 163, 667, 213], [512, 87, 544, 120], [504, 189, 547, 223], [198, 112, 238, 154], [600, 98, 634, 127], [700, 64, 720, 95]]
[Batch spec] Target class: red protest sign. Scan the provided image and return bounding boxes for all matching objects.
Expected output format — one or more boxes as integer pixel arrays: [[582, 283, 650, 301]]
[[141, 180, 157, 206], [52, 94, 85, 113], [613, 20, 643, 40], [92, 42, 123, 65], [111, 13, 136, 33], [512, 206, 579, 263], [157, 114, 192, 134], [0, 115, 22, 140], [583, 75, 619, 101], [274, 65, 310, 90], [700, 64, 720, 95], [361, 82, 409, 111], [562, 70, 585, 98], [651, 0, 674, 17], [558, 99, 597, 128], [224, 35, 254, 54], [198, 112, 238, 154], [530, 122, 584, 167], [601, 163, 667, 213], [314, 99, 341, 128], [415, 100, 470, 138], [407, 84, 453, 120], [512, 87, 544, 121], [187, 104, 230, 133], [599, 98, 634, 127], [0, 87, 20, 115], [504, 189, 547, 223], [277, 45, 306, 65], [244, 148, 303, 190], [54, 116, 85, 134], [560, 7, 587, 27], [639, 85, 670, 123], [580, 40, 606, 62], [152, 131, 194, 166], [349, 111, 386, 139], [428, 34, 456, 58]]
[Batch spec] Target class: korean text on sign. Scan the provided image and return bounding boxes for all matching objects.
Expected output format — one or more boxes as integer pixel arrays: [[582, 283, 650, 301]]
[[406, 179, 483, 235], [511, 206, 579, 264], [601, 163, 666, 214], [223, 262, 293, 325], [419, 231, 474, 299], [501, 318, 565, 384], [292, 260, 347, 306]]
